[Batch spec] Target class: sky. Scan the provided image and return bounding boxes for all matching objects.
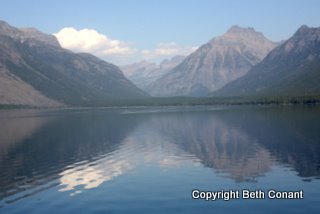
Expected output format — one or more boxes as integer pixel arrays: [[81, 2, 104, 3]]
[[1, 0, 320, 65]]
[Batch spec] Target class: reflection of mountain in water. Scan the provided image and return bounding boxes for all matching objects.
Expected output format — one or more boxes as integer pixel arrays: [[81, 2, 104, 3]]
[[146, 106, 320, 181], [145, 112, 274, 182], [0, 109, 146, 201], [216, 107, 320, 179], [58, 129, 198, 197], [0, 110, 51, 153], [1, 106, 320, 205]]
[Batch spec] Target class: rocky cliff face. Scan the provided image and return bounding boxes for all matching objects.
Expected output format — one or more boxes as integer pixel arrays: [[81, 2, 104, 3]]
[[0, 21, 148, 107], [149, 26, 276, 97], [213, 25, 320, 97], [121, 55, 185, 91]]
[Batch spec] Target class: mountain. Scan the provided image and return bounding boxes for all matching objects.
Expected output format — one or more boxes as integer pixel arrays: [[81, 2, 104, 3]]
[[149, 26, 277, 97], [213, 25, 320, 97], [0, 20, 147, 107], [121, 55, 185, 91]]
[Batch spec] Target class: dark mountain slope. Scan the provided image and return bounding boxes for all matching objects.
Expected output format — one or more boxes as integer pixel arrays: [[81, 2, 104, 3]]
[[0, 21, 147, 106], [213, 25, 320, 97]]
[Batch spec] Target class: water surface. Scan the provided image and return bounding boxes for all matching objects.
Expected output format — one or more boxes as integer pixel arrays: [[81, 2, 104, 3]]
[[0, 106, 319, 213]]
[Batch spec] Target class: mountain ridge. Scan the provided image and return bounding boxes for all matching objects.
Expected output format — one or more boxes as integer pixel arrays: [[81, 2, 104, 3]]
[[0, 20, 148, 107], [148, 26, 277, 97], [121, 55, 185, 91], [213, 25, 320, 97]]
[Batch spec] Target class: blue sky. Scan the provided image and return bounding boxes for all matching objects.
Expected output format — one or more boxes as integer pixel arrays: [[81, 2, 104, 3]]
[[1, 0, 320, 65]]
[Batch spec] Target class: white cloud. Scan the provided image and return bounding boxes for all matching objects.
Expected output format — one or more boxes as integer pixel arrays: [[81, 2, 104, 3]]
[[53, 27, 198, 65], [54, 27, 135, 56], [155, 42, 180, 55], [142, 42, 198, 61]]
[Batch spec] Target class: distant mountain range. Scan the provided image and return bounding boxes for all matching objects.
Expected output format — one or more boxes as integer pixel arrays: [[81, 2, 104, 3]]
[[0, 20, 147, 107], [148, 26, 277, 96], [121, 55, 185, 91], [213, 25, 320, 97], [1, 19, 319, 107]]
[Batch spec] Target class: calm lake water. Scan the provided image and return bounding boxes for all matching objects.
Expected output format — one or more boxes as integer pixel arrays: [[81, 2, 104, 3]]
[[0, 106, 319, 213]]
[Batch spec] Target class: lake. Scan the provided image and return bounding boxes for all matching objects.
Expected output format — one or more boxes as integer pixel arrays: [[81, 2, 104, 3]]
[[0, 106, 319, 213]]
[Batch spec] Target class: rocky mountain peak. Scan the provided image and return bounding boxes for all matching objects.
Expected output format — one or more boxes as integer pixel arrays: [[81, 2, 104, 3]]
[[270, 25, 320, 57], [213, 25, 320, 98], [149, 26, 277, 97], [208, 26, 274, 58], [0, 20, 20, 36], [122, 55, 185, 91], [226, 25, 256, 35], [293, 25, 320, 40], [0, 20, 60, 47], [159, 55, 185, 70], [216, 25, 265, 41]]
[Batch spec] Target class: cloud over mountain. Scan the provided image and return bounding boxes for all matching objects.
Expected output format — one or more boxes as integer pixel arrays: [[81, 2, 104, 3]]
[[54, 27, 197, 65], [54, 27, 135, 56], [142, 42, 198, 60]]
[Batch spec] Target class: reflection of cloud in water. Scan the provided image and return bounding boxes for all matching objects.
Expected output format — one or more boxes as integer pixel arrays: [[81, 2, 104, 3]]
[[58, 112, 276, 195], [59, 158, 133, 195], [58, 128, 200, 196], [58, 107, 320, 195]]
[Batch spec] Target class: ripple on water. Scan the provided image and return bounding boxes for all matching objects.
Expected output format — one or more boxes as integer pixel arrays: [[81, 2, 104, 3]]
[[1, 107, 320, 213]]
